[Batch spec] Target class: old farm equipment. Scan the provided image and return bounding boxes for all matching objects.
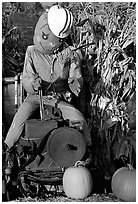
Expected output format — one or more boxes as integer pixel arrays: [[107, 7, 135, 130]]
[[2, 75, 88, 200]]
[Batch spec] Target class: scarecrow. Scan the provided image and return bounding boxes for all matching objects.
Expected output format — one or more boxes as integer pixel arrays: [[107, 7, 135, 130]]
[[4, 5, 92, 171]]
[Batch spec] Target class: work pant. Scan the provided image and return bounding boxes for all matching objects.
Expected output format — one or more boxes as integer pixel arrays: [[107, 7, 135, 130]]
[[4, 94, 92, 148]]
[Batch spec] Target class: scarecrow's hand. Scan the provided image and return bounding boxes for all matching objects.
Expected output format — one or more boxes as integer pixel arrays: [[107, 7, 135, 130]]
[[32, 74, 42, 92]]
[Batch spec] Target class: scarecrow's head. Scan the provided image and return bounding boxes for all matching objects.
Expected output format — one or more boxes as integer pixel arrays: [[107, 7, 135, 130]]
[[33, 5, 73, 54]]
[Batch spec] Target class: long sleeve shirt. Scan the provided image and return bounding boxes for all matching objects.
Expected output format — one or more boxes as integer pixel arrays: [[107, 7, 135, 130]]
[[22, 45, 83, 96]]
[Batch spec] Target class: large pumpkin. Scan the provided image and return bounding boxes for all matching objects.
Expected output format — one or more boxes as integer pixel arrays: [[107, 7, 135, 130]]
[[111, 165, 136, 202], [63, 162, 93, 199]]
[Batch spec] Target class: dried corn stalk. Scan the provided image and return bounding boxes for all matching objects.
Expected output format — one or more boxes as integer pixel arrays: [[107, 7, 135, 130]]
[[80, 2, 136, 175]]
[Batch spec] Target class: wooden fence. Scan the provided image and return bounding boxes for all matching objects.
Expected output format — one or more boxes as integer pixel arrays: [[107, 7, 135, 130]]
[[2, 75, 24, 126]]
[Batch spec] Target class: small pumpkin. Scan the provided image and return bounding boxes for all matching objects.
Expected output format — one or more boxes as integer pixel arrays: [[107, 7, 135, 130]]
[[111, 165, 136, 202], [63, 161, 93, 199]]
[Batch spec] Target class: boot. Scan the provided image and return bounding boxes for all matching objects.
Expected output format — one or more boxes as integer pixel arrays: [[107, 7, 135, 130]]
[[3, 143, 15, 175]]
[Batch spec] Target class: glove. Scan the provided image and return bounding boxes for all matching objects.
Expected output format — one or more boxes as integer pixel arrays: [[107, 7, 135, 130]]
[[69, 79, 81, 96], [43, 96, 58, 107], [32, 74, 42, 93]]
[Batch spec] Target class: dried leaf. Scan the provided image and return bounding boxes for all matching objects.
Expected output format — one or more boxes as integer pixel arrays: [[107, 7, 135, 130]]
[[115, 140, 129, 159], [105, 118, 118, 129], [122, 38, 134, 49], [127, 136, 136, 152]]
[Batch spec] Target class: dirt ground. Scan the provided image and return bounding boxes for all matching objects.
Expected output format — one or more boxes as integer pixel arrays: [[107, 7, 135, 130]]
[[15, 193, 123, 202]]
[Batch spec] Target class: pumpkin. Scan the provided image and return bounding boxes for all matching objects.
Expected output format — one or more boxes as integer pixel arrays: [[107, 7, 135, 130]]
[[33, 12, 62, 55], [111, 165, 136, 202], [63, 161, 93, 199]]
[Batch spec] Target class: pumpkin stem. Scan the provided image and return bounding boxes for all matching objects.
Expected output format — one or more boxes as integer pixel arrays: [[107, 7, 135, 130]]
[[127, 163, 134, 170], [75, 160, 85, 167]]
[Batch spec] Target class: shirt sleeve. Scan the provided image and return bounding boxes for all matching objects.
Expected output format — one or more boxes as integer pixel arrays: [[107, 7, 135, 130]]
[[22, 46, 36, 94], [68, 49, 83, 96]]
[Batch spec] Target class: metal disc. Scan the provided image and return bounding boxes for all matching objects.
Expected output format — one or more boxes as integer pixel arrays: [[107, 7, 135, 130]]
[[47, 127, 86, 167]]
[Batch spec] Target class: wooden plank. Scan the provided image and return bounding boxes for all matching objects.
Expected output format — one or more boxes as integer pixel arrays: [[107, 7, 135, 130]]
[[2, 77, 15, 84], [3, 75, 24, 125]]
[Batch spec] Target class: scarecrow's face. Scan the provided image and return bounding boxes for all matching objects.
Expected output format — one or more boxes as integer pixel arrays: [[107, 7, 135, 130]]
[[33, 13, 63, 54]]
